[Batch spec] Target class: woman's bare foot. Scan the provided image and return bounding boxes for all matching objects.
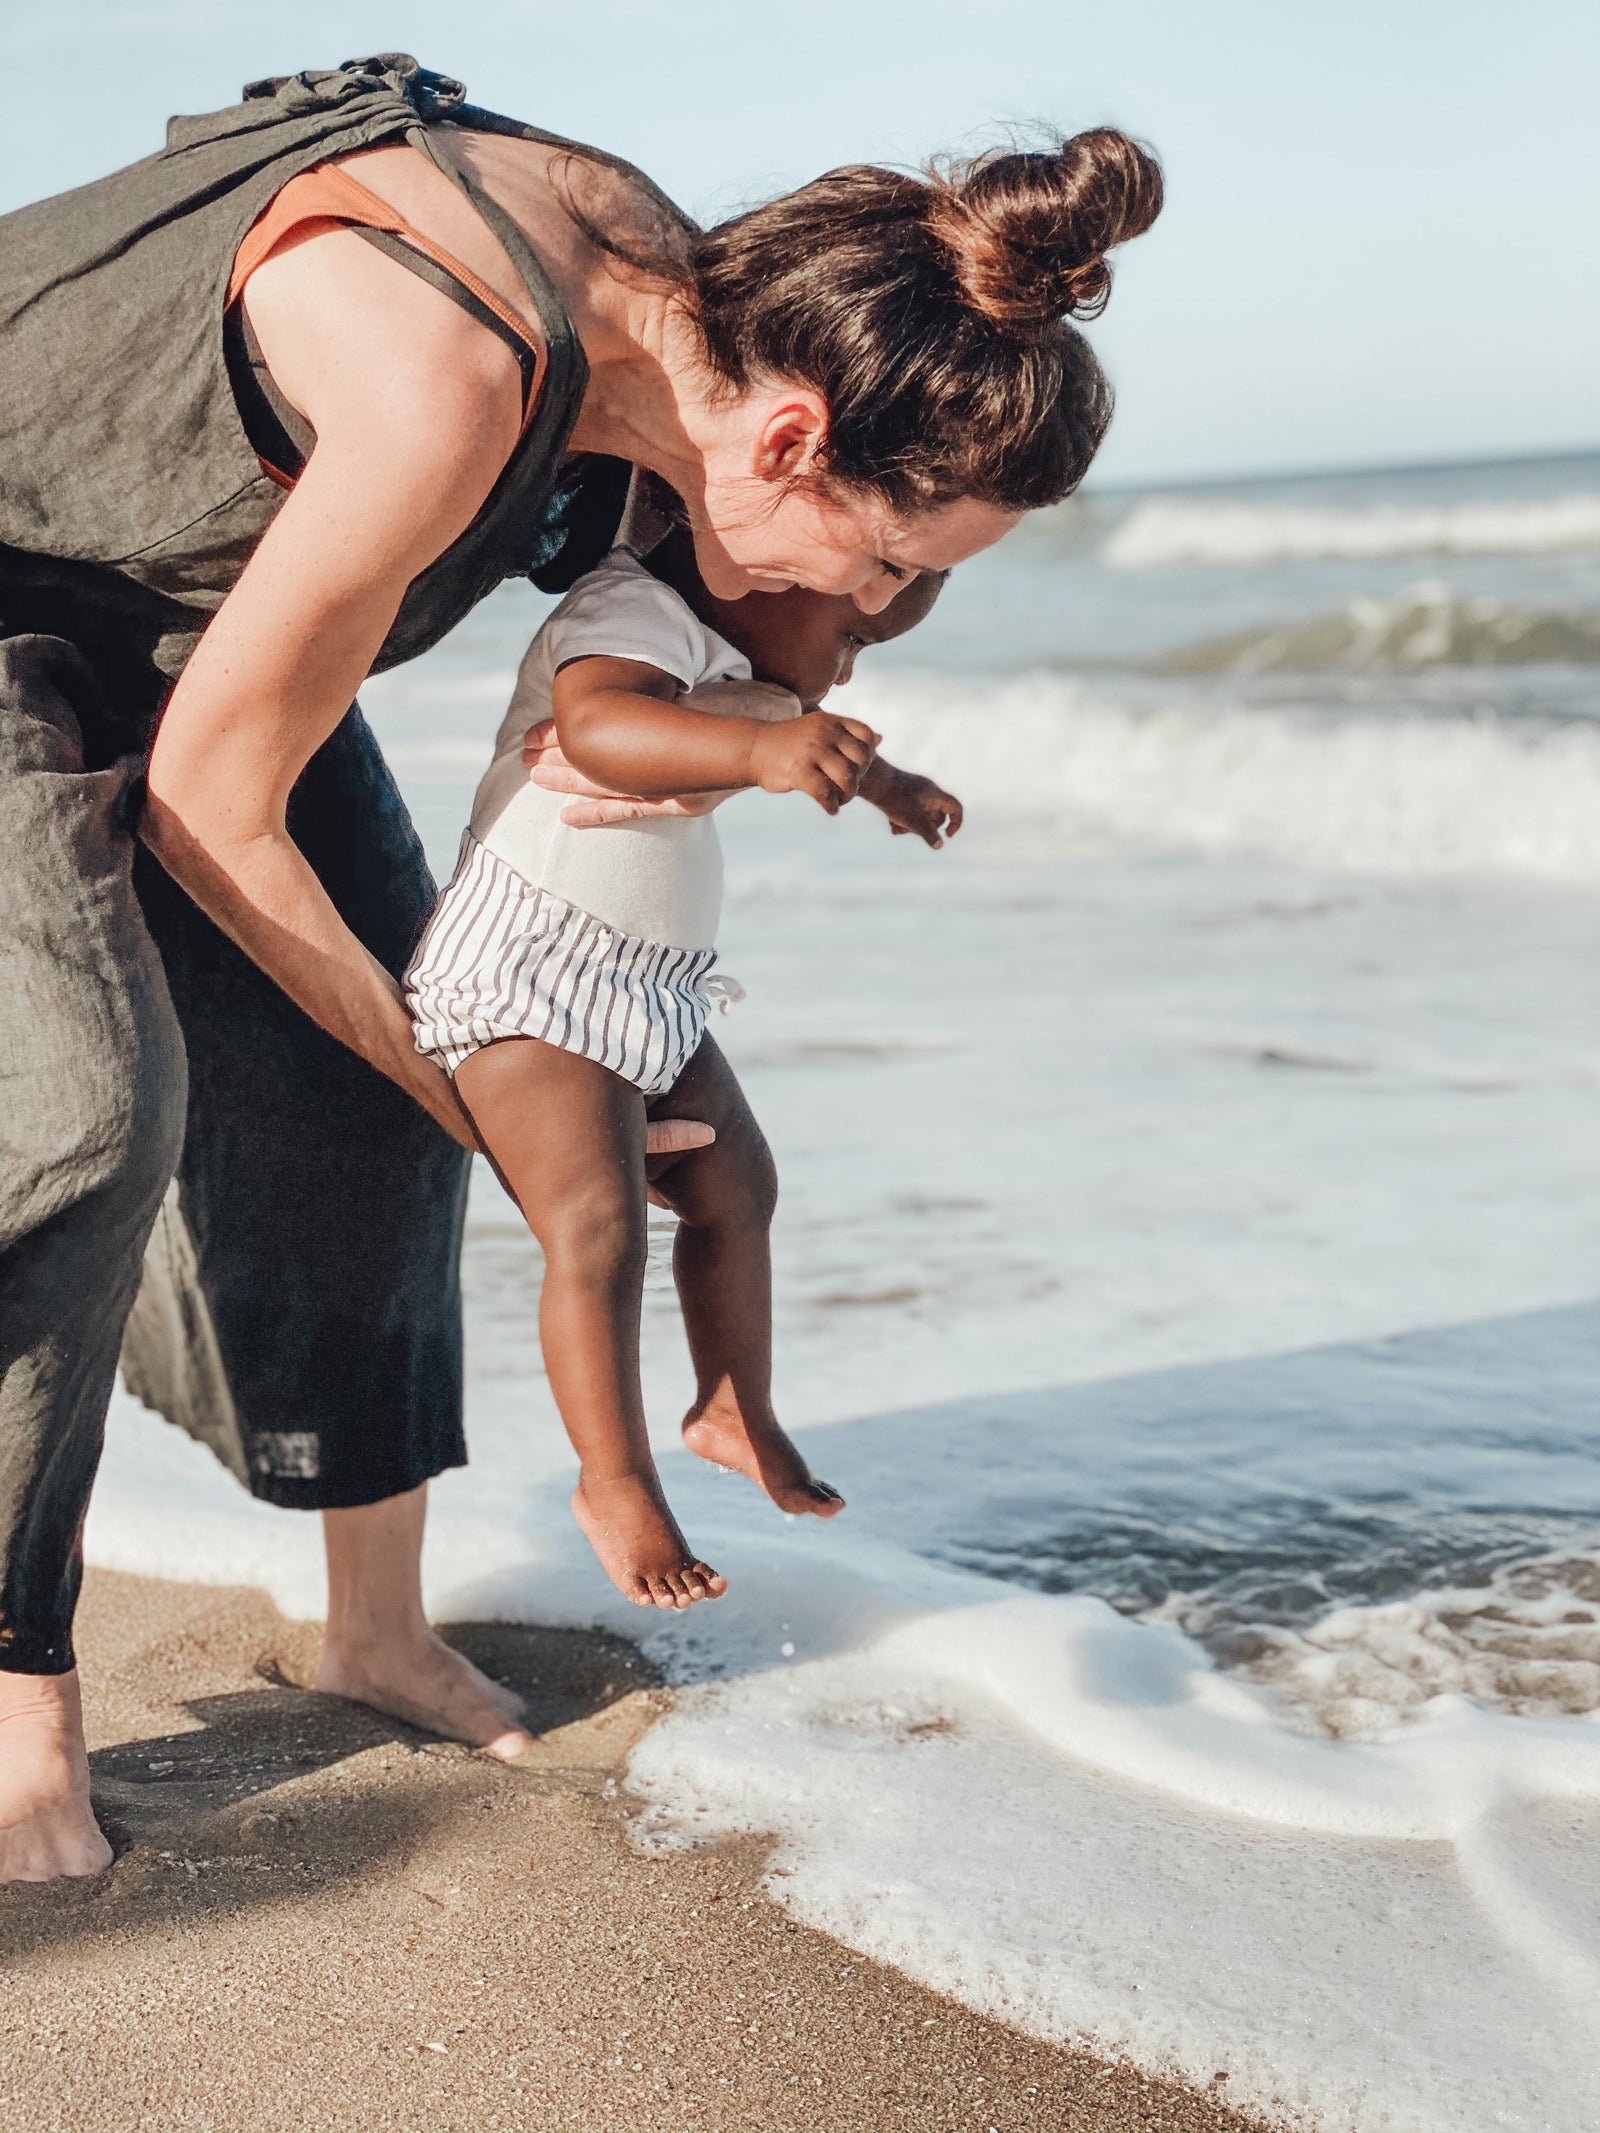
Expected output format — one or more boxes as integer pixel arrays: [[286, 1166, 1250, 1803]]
[[682, 1401, 845, 1518], [317, 1485, 534, 1761], [0, 1670, 113, 1884], [315, 1626, 534, 1761], [572, 1473, 728, 1611]]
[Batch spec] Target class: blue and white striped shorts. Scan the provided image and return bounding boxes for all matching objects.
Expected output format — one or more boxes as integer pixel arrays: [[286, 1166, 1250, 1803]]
[[406, 835, 737, 1097]]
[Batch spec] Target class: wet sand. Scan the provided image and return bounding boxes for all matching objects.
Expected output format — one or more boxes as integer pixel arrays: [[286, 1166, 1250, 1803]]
[[0, 1570, 1270, 2132]]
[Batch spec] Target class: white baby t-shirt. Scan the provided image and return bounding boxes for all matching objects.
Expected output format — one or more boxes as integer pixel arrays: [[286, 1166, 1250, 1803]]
[[469, 551, 756, 949]]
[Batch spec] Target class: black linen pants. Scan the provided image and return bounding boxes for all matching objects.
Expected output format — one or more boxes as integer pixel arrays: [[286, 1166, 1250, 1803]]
[[0, 634, 470, 1674]]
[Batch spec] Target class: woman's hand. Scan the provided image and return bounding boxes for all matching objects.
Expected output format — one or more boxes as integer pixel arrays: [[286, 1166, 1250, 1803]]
[[522, 719, 734, 826]]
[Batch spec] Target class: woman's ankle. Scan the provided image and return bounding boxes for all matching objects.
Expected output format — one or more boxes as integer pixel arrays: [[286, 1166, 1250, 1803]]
[[0, 1666, 86, 1733]]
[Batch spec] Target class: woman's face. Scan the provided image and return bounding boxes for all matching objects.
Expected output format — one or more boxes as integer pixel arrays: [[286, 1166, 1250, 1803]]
[[684, 387, 1022, 611]]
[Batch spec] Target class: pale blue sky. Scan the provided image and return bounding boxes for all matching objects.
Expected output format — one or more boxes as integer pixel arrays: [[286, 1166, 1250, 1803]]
[[4, 2, 1595, 483]]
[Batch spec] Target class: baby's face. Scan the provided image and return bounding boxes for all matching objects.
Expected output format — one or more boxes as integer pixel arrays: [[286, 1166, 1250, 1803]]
[[689, 565, 945, 707]]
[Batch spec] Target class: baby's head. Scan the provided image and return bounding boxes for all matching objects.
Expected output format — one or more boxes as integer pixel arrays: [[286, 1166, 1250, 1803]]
[[648, 528, 944, 706]]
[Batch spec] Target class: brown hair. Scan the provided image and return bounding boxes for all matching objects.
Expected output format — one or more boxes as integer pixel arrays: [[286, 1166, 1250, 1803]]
[[684, 130, 1163, 515]]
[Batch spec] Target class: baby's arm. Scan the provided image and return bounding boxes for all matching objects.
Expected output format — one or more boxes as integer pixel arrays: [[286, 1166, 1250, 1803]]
[[857, 758, 965, 849], [551, 656, 882, 816], [526, 677, 795, 826]]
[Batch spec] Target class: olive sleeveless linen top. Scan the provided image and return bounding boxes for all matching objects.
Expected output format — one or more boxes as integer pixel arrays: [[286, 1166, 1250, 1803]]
[[0, 54, 630, 746]]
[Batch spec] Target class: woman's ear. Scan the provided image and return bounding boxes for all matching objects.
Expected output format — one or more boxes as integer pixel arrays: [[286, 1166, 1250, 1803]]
[[750, 391, 830, 482]]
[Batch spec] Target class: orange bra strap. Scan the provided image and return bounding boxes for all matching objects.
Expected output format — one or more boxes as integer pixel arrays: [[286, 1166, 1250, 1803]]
[[227, 162, 547, 428]]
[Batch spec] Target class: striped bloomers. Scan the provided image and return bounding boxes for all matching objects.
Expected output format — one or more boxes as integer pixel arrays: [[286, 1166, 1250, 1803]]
[[406, 835, 740, 1097]]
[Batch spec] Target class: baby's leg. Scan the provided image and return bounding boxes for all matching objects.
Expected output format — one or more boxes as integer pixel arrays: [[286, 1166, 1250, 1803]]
[[649, 1039, 844, 1519], [452, 1038, 726, 1610]]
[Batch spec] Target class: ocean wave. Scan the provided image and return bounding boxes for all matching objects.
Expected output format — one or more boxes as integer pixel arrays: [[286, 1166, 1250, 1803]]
[[1164, 583, 1600, 673], [1104, 492, 1600, 568], [853, 668, 1600, 882], [1160, 1551, 1600, 1741]]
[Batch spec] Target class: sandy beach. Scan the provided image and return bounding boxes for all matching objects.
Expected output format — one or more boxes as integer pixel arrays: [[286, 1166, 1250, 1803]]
[[0, 1569, 1266, 2133]]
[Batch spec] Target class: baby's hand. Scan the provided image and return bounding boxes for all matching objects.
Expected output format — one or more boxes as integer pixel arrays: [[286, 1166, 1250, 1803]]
[[865, 763, 964, 849], [748, 712, 880, 815]]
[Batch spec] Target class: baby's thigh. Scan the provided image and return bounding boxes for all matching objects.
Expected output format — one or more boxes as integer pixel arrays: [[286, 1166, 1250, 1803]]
[[455, 1036, 648, 1234], [648, 1037, 775, 1224]]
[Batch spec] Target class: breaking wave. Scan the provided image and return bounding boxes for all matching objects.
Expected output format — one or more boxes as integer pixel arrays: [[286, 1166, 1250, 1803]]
[[1164, 583, 1600, 673], [1105, 492, 1600, 569], [854, 668, 1600, 882]]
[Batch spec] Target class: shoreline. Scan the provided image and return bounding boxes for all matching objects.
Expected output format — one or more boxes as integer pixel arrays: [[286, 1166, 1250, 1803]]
[[1, 1569, 1269, 2132]]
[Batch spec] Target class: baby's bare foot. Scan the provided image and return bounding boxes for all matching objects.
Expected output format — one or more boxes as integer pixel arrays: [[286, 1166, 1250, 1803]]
[[682, 1404, 845, 1519], [572, 1474, 728, 1611]]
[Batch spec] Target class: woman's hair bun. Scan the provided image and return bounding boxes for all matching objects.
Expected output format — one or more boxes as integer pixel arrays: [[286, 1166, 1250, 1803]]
[[926, 129, 1163, 337]]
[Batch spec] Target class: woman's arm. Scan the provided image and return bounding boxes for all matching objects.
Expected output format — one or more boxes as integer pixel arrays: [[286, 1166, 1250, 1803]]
[[142, 232, 525, 1146], [551, 657, 881, 815]]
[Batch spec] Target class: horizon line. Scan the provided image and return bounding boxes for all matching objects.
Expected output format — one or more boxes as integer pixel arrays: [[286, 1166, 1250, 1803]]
[[1084, 439, 1600, 501]]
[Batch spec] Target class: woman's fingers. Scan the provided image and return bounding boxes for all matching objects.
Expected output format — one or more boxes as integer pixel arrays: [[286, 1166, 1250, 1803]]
[[644, 1116, 715, 1206], [519, 717, 560, 766], [531, 764, 608, 795], [645, 1118, 716, 1157], [560, 798, 645, 827]]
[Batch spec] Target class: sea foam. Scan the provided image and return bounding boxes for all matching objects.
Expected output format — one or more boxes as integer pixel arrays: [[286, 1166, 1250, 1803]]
[[850, 667, 1600, 882]]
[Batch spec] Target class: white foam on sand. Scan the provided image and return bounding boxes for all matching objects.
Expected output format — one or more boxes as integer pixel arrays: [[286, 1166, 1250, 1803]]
[[1104, 492, 1600, 568], [91, 759, 1600, 2130]]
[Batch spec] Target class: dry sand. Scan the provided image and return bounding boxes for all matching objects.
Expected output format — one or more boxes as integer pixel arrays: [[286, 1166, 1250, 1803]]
[[0, 1570, 1270, 2132]]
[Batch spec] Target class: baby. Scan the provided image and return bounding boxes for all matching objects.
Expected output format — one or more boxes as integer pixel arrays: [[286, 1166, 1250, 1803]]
[[406, 526, 959, 1611]]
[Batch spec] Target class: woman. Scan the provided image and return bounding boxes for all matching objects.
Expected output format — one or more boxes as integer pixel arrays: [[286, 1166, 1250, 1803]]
[[0, 54, 1161, 1881]]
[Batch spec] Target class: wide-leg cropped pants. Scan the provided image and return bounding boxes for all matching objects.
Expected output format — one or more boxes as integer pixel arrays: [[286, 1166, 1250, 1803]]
[[0, 633, 471, 1674]]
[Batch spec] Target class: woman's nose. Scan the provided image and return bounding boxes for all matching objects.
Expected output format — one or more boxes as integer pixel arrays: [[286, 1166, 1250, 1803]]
[[850, 577, 900, 616]]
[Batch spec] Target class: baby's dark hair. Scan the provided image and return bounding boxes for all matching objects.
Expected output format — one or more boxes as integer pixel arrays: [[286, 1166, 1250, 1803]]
[[684, 131, 1163, 514]]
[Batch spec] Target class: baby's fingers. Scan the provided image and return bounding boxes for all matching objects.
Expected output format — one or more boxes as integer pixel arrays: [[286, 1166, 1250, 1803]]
[[835, 716, 882, 750], [819, 748, 870, 800], [832, 726, 879, 769], [798, 766, 844, 814]]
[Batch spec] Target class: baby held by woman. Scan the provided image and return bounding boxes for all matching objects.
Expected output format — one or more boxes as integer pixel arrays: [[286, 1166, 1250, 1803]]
[[406, 520, 957, 1611]]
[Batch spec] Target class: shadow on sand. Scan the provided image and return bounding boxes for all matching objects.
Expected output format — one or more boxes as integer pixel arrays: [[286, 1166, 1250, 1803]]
[[0, 1619, 657, 1968]]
